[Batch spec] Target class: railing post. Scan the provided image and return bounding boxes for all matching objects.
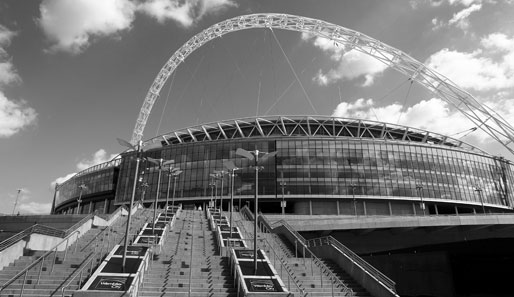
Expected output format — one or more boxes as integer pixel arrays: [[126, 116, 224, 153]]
[[51, 250, 58, 273], [20, 270, 28, 297], [37, 257, 45, 285], [320, 266, 323, 288], [295, 239, 298, 258], [63, 237, 70, 262]]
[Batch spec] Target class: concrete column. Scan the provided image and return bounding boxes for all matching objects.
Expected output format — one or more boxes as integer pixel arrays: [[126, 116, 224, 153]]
[[103, 199, 108, 214], [336, 200, 340, 215], [435, 204, 439, 215], [88, 201, 93, 213], [309, 200, 312, 215], [413, 202, 417, 216], [388, 201, 393, 216], [363, 200, 367, 216]]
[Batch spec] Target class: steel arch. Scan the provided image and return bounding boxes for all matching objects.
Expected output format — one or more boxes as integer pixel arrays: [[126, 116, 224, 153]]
[[132, 13, 514, 156]]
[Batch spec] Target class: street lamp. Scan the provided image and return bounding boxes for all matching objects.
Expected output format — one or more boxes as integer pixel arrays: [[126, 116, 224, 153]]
[[116, 138, 143, 273], [415, 183, 425, 216], [171, 169, 182, 210], [209, 179, 215, 208], [215, 170, 228, 212], [146, 157, 174, 234], [12, 189, 22, 215], [236, 147, 277, 274], [76, 184, 87, 215], [350, 183, 358, 216], [224, 160, 240, 243], [210, 173, 220, 210], [164, 163, 178, 215], [474, 186, 486, 214], [279, 179, 286, 217]]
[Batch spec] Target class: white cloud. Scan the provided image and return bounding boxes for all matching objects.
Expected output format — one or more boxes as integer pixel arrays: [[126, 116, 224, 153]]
[[50, 149, 119, 188], [0, 92, 37, 137], [17, 202, 52, 215], [426, 33, 514, 92], [38, 0, 136, 54], [38, 0, 237, 53], [302, 34, 389, 87], [332, 97, 514, 146], [0, 25, 20, 86], [138, 0, 236, 27], [76, 149, 119, 171], [448, 3, 482, 30]]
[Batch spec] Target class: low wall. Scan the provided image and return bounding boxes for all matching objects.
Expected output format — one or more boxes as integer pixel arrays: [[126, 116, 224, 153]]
[[0, 240, 25, 270]]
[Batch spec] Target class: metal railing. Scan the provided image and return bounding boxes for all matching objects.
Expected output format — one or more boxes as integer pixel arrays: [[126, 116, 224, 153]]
[[232, 220, 305, 297], [307, 236, 397, 293], [59, 215, 129, 296], [269, 219, 354, 297], [0, 229, 82, 296], [188, 211, 195, 297]]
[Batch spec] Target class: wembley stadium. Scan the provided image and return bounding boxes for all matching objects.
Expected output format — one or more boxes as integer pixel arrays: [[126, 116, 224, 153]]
[[53, 115, 514, 216]]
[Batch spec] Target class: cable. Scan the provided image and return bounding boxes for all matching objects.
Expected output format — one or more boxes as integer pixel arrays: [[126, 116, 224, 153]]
[[396, 79, 413, 125], [270, 28, 318, 114], [155, 71, 176, 136]]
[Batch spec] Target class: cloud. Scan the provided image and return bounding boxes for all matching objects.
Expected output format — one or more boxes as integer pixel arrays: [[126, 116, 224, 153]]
[[50, 149, 119, 188], [138, 0, 236, 27], [448, 3, 482, 30], [76, 149, 119, 171], [17, 202, 52, 215], [38, 0, 136, 54], [426, 33, 514, 92], [0, 93, 37, 137], [38, 0, 237, 53], [302, 34, 389, 87], [332, 96, 514, 145]]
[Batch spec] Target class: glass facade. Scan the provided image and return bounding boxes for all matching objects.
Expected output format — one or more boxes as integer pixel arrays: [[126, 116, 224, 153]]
[[56, 117, 514, 214]]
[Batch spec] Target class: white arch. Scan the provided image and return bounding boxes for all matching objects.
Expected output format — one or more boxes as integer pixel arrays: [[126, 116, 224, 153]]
[[132, 13, 514, 156]]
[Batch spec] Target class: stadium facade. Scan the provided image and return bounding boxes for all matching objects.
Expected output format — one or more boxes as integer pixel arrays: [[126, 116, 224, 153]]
[[53, 115, 514, 216]]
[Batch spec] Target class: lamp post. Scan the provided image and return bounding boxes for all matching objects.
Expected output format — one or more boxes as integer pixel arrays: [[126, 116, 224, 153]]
[[350, 183, 357, 216], [209, 179, 215, 208], [415, 183, 425, 216], [279, 180, 286, 217], [117, 138, 143, 273], [12, 189, 22, 215], [76, 184, 87, 214], [236, 148, 277, 274], [215, 170, 228, 212], [224, 161, 240, 243], [146, 157, 174, 234], [171, 169, 182, 210], [474, 186, 486, 214], [210, 173, 220, 210], [164, 163, 177, 215]]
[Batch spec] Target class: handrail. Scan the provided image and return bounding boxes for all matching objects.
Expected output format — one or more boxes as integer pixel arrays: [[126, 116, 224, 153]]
[[0, 224, 65, 252], [309, 236, 397, 292], [232, 220, 306, 297], [0, 228, 82, 294], [240, 205, 254, 221], [268, 218, 354, 297], [64, 211, 96, 236], [60, 210, 131, 296]]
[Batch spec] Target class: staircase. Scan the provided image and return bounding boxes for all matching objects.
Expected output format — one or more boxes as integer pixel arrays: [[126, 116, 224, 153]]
[[0, 208, 152, 297], [139, 209, 237, 297], [235, 214, 370, 297]]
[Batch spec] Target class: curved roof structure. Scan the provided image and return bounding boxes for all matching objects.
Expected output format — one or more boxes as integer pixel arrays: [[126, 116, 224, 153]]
[[143, 116, 488, 154]]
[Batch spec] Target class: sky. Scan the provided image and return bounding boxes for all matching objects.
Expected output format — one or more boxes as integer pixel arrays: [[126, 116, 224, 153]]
[[0, 0, 513, 214]]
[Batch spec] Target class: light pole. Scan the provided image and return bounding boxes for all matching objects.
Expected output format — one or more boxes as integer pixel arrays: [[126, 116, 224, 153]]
[[146, 157, 174, 234], [117, 138, 143, 273], [12, 189, 22, 215], [209, 179, 215, 208], [224, 161, 240, 243], [76, 184, 87, 214], [279, 180, 286, 217], [171, 169, 182, 210], [215, 170, 228, 212], [210, 173, 220, 210], [165, 163, 178, 215], [474, 186, 486, 214], [236, 148, 277, 274], [351, 183, 357, 216], [415, 183, 425, 216]]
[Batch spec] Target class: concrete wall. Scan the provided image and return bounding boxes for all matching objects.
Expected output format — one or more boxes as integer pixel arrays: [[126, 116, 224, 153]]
[[0, 240, 25, 270]]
